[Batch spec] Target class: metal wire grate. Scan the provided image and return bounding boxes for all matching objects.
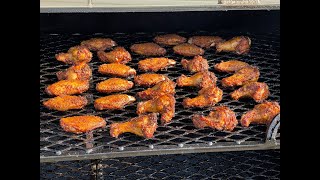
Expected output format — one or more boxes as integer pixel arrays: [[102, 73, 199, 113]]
[[40, 31, 280, 162]]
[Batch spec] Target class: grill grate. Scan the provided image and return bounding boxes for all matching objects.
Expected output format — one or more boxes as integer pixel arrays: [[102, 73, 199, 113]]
[[40, 31, 280, 162]]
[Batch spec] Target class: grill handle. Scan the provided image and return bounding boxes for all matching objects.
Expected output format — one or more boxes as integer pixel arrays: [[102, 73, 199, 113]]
[[266, 114, 280, 143]]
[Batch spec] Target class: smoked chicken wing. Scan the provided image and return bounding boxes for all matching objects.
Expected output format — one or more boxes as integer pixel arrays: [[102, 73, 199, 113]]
[[182, 85, 223, 108], [137, 80, 176, 100], [55, 46, 92, 65], [173, 43, 204, 56], [241, 101, 280, 127], [45, 80, 89, 96], [188, 36, 224, 49], [98, 63, 136, 77], [80, 38, 117, 51], [153, 34, 187, 46], [96, 78, 134, 93], [192, 106, 237, 131], [138, 57, 176, 72], [176, 71, 217, 88], [97, 47, 132, 64], [56, 62, 92, 81], [181, 55, 209, 73], [214, 60, 250, 73], [221, 66, 260, 87], [134, 73, 169, 87], [130, 42, 166, 56], [137, 94, 175, 125], [230, 82, 269, 103], [216, 36, 251, 54], [110, 113, 158, 138], [43, 95, 88, 111], [94, 94, 136, 110], [60, 115, 106, 134]]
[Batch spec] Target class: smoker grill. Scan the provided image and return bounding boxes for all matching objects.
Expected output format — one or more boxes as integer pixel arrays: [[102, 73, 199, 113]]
[[40, 1, 280, 178]]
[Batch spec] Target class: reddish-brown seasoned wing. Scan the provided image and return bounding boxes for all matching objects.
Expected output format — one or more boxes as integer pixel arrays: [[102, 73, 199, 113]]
[[134, 73, 169, 87], [60, 115, 106, 134], [241, 101, 280, 127], [230, 82, 269, 103], [181, 55, 209, 73], [192, 106, 238, 131], [176, 71, 217, 88], [56, 62, 92, 81], [110, 113, 158, 138], [98, 63, 136, 77], [221, 66, 260, 87], [138, 57, 176, 72], [97, 47, 132, 64], [45, 80, 89, 96], [96, 78, 134, 93], [130, 42, 166, 56], [182, 85, 223, 108], [153, 34, 187, 46], [43, 95, 88, 111], [137, 94, 175, 125], [137, 80, 176, 100], [94, 94, 136, 110], [214, 60, 250, 73], [80, 38, 117, 51], [55, 46, 92, 65], [173, 43, 204, 56], [216, 36, 251, 54], [188, 36, 224, 49]]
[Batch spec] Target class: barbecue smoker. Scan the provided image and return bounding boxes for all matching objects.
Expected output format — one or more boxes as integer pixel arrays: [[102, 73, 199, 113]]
[[40, 0, 280, 179]]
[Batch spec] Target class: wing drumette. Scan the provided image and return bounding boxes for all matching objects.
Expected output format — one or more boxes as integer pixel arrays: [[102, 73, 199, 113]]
[[80, 38, 117, 51], [230, 82, 270, 103], [188, 36, 224, 49], [97, 47, 132, 64], [137, 80, 176, 100], [214, 60, 250, 73], [45, 80, 89, 96], [241, 101, 280, 127], [43, 95, 88, 111], [173, 43, 204, 56], [216, 36, 251, 54], [181, 55, 209, 73], [55, 46, 92, 65], [98, 63, 136, 77], [56, 62, 92, 81], [134, 73, 169, 87], [60, 115, 106, 134], [176, 71, 217, 88], [153, 34, 187, 46], [96, 78, 134, 93], [221, 66, 260, 87], [130, 42, 166, 56], [182, 85, 223, 108], [110, 113, 158, 138], [138, 57, 176, 72], [94, 94, 136, 110]]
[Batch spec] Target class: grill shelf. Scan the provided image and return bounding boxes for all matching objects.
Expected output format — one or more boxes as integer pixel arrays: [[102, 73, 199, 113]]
[[40, 30, 280, 162]]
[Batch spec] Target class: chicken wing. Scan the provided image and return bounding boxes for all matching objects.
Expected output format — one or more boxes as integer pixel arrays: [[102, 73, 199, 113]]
[[45, 80, 89, 96], [181, 55, 209, 73], [137, 94, 175, 125], [188, 36, 224, 49], [216, 36, 251, 54], [192, 106, 237, 131], [134, 73, 169, 87], [60, 115, 106, 134], [176, 71, 217, 88], [94, 94, 136, 110], [214, 60, 250, 73], [98, 63, 136, 77], [221, 66, 259, 87], [137, 80, 176, 100], [241, 101, 280, 127], [138, 57, 176, 72], [130, 42, 166, 56], [110, 113, 158, 138], [43, 95, 88, 111], [153, 34, 187, 46], [182, 85, 223, 108], [173, 43, 204, 56], [230, 82, 269, 103], [80, 38, 117, 51], [96, 78, 134, 93], [55, 46, 92, 65], [97, 47, 132, 64], [56, 62, 92, 81]]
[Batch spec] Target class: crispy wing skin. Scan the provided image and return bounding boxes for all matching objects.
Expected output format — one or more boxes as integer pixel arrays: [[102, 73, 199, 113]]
[[181, 55, 209, 73], [55, 46, 92, 65], [192, 106, 238, 131], [176, 71, 217, 88], [98, 63, 136, 77], [110, 113, 158, 138], [216, 36, 251, 54], [221, 66, 260, 87], [241, 101, 280, 127], [43, 95, 88, 111], [230, 82, 269, 103], [56, 62, 92, 81], [137, 80, 176, 100], [153, 34, 187, 46], [137, 94, 175, 125], [45, 80, 89, 96], [94, 94, 136, 110], [130, 42, 166, 56], [96, 78, 134, 93], [183, 85, 223, 108], [214, 60, 250, 73], [138, 57, 176, 72], [173, 43, 204, 56], [60, 115, 106, 134], [80, 38, 117, 51], [134, 73, 169, 87], [188, 36, 224, 49], [97, 47, 132, 64]]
